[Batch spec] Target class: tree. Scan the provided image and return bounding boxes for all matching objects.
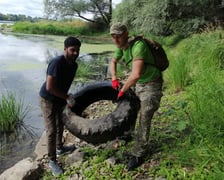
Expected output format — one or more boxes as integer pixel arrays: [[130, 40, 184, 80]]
[[113, 0, 223, 37], [43, 0, 112, 27], [0, 13, 38, 22], [111, 0, 138, 29]]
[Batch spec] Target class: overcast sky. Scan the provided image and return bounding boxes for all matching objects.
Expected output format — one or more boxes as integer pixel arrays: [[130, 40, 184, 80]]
[[0, 0, 122, 18]]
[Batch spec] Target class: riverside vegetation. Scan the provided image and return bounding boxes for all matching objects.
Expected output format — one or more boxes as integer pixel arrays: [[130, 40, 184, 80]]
[[0, 91, 30, 134], [1, 21, 224, 179]]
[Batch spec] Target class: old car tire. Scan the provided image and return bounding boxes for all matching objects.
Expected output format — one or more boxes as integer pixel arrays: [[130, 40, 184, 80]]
[[63, 81, 140, 144]]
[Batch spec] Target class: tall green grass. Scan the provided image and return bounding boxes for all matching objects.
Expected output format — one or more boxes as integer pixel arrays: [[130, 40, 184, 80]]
[[172, 30, 224, 140], [166, 29, 224, 92], [158, 29, 224, 178], [0, 92, 30, 133]]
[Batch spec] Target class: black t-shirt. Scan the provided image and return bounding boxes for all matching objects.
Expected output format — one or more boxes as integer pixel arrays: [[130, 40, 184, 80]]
[[39, 55, 77, 104]]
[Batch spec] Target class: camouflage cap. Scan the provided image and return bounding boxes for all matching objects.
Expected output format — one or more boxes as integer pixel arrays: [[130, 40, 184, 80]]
[[110, 22, 127, 35]]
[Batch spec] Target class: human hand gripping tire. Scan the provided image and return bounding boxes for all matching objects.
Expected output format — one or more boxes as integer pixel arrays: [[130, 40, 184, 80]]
[[66, 94, 76, 108], [112, 79, 121, 90], [117, 90, 125, 100]]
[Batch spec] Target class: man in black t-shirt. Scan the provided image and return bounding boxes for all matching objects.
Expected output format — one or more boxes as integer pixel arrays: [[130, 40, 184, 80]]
[[39, 36, 81, 176]]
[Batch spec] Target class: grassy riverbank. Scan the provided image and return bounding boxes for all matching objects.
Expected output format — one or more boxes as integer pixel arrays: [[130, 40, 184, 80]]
[[1, 20, 224, 179], [40, 28, 224, 179]]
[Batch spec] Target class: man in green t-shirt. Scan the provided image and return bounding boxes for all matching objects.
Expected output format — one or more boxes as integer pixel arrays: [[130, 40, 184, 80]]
[[109, 22, 164, 171]]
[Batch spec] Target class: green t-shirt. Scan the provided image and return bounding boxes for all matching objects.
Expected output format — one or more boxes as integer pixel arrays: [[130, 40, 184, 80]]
[[113, 40, 161, 83]]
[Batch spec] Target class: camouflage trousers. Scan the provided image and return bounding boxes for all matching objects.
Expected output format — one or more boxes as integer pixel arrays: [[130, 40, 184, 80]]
[[131, 77, 163, 157], [39, 97, 65, 161]]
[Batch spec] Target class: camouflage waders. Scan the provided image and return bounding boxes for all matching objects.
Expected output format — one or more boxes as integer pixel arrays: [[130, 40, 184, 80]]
[[132, 77, 163, 157]]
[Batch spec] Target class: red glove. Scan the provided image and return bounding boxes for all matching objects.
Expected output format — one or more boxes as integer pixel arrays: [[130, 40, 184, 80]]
[[117, 91, 125, 100], [112, 79, 121, 90]]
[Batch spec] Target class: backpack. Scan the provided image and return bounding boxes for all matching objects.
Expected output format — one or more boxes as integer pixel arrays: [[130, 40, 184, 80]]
[[128, 35, 169, 71]]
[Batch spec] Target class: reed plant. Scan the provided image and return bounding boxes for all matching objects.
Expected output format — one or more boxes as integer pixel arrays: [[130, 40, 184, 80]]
[[0, 91, 30, 133]]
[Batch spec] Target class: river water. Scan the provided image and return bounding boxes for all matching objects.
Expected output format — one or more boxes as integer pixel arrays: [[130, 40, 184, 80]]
[[0, 31, 114, 174], [0, 32, 63, 174]]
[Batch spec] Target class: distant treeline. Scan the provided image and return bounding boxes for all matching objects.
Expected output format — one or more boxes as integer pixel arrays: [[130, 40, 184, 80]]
[[0, 13, 43, 22]]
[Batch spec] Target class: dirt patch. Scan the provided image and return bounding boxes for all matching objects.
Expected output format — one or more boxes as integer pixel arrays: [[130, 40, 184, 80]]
[[82, 100, 116, 119]]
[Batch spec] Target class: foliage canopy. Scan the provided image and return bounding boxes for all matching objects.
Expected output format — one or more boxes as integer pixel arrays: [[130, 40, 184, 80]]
[[112, 0, 223, 36], [43, 0, 113, 29]]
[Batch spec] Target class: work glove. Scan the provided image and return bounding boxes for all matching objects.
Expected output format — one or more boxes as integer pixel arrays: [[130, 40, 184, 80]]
[[117, 90, 125, 100], [112, 79, 121, 90], [66, 94, 76, 108]]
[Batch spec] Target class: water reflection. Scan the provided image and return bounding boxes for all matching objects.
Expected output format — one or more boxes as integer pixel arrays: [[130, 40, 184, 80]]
[[0, 33, 61, 62], [0, 33, 49, 173]]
